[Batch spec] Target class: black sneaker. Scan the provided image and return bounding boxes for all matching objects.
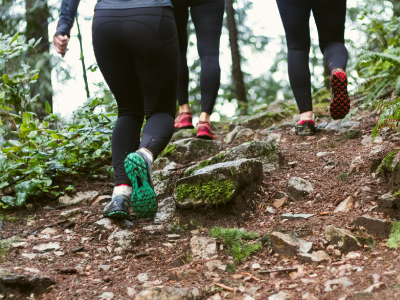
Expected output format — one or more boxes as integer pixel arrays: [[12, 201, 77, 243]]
[[103, 185, 132, 219], [296, 119, 316, 136]]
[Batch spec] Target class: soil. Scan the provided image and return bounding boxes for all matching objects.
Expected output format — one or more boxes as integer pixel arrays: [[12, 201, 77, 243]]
[[1, 105, 400, 300]]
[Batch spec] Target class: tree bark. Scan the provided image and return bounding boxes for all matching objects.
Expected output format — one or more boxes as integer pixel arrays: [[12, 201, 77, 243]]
[[226, 0, 247, 115], [75, 15, 90, 99], [25, 0, 53, 115]]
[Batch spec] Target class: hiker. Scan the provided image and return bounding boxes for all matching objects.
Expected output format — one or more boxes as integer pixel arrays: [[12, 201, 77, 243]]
[[54, 2, 179, 219], [276, 0, 350, 136], [172, 0, 225, 140]]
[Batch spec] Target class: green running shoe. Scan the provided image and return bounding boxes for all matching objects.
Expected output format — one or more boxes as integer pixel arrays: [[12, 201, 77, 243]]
[[124, 151, 157, 219], [103, 185, 132, 219]]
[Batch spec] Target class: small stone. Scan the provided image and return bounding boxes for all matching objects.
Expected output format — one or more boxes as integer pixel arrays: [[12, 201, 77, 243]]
[[345, 252, 361, 260], [54, 251, 65, 256], [268, 291, 290, 300], [40, 228, 58, 235], [349, 156, 364, 173], [98, 292, 114, 299], [190, 236, 218, 261], [33, 242, 60, 252], [205, 260, 222, 271], [297, 250, 330, 263], [108, 229, 136, 251], [59, 208, 81, 219], [11, 242, 29, 248], [58, 191, 99, 206], [270, 232, 312, 257], [91, 195, 112, 206], [334, 196, 355, 213], [252, 263, 261, 270], [21, 253, 36, 259], [281, 213, 315, 219], [273, 198, 287, 209], [288, 162, 297, 168], [99, 265, 111, 272], [135, 286, 199, 300], [93, 218, 114, 230], [24, 267, 40, 274], [287, 177, 313, 198], [325, 225, 361, 252], [316, 152, 334, 157], [364, 282, 385, 293], [127, 287, 137, 297], [324, 277, 352, 292], [59, 267, 78, 274], [361, 135, 372, 147], [266, 207, 276, 214], [137, 273, 148, 282]]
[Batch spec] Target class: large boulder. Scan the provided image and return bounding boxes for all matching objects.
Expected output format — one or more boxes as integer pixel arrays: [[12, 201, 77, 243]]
[[0, 273, 56, 294], [352, 215, 393, 239], [184, 139, 283, 175], [160, 138, 221, 163], [175, 159, 263, 208]]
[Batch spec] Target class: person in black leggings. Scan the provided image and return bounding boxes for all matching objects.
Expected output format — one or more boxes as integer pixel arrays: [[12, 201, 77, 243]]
[[54, 3, 178, 219], [172, 0, 225, 140], [277, 0, 350, 136]]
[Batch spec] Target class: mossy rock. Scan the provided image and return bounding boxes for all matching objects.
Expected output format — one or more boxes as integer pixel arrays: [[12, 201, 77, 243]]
[[229, 111, 289, 131], [171, 129, 196, 142], [184, 139, 282, 176], [152, 162, 177, 199], [160, 138, 222, 163], [175, 158, 263, 208]]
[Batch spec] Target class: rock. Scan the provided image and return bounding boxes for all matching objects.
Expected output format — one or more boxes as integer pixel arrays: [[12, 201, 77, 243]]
[[205, 260, 223, 271], [229, 111, 287, 131], [349, 156, 364, 173], [287, 177, 313, 198], [269, 132, 282, 142], [364, 282, 385, 293], [322, 120, 360, 135], [54, 251, 64, 256], [190, 236, 218, 261], [288, 161, 297, 168], [268, 291, 290, 300], [153, 157, 171, 171], [137, 273, 149, 282], [374, 136, 383, 144], [316, 151, 335, 157], [135, 286, 200, 300], [0, 273, 56, 294], [99, 265, 111, 272], [108, 230, 136, 252], [297, 251, 330, 263], [143, 225, 165, 231], [98, 292, 114, 299], [172, 129, 195, 141], [59, 208, 81, 219], [153, 172, 172, 199], [40, 228, 57, 235], [33, 242, 60, 252], [361, 136, 372, 147], [266, 207, 276, 214], [91, 195, 112, 206], [270, 232, 312, 257], [24, 267, 40, 274], [127, 287, 137, 297], [168, 267, 198, 281], [161, 138, 222, 163], [325, 225, 361, 252], [281, 213, 315, 219], [175, 159, 263, 208], [58, 191, 99, 206], [352, 215, 393, 239], [273, 198, 287, 209], [345, 252, 361, 260], [21, 253, 37, 259], [154, 197, 176, 224], [373, 193, 400, 218], [208, 294, 222, 300], [11, 241, 29, 248], [252, 263, 261, 270], [334, 196, 355, 213], [225, 127, 255, 144], [324, 277, 352, 292], [93, 218, 114, 230], [369, 144, 384, 156], [225, 126, 245, 143]]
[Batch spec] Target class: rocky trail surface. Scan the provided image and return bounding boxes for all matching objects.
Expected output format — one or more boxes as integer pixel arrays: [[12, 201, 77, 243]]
[[1, 101, 400, 300]]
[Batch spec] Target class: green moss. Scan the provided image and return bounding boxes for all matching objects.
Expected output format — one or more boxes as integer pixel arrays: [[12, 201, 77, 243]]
[[345, 130, 361, 140], [184, 152, 226, 177], [231, 166, 236, 176], [337, 172, 348, 180], [209, 227, 261, 263], [226, 263, 237, 274], [5, 216, 19, 222], [161, 144, 176, 157], [261, 142, 277, 161], [377, 150, 399, 174], [387, 221, 400, 249], [175, 179, 235, 205], [0, 236, 20, 258]]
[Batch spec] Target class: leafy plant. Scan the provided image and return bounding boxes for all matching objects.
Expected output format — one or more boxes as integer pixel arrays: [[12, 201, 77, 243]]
[[337, 172, 349, 180], [209, 226, 261, 263], [387, 221, 400, 249], [226, 262, 237, 274]]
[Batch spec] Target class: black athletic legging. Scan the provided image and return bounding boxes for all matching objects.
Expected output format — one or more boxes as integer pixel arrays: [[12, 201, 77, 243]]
[[171, 0, 225, 115], [277, 0, 348, 113], [92, 7, 179, 185]]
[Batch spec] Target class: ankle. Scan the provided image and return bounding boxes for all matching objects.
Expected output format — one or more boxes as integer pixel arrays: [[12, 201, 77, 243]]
[[199, 112, 211, 123], [179, 104, 191, 113], [299, 111, 314, 120], [137, 147, 154, 164]]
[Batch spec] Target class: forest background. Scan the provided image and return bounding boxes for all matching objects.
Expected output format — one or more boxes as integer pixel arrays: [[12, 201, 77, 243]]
[[0, 0, 399, 208]]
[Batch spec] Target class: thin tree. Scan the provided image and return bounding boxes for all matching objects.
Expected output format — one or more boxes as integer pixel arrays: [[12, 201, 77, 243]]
[[226, 0, 248, 115], [75, 14, 90, 99]]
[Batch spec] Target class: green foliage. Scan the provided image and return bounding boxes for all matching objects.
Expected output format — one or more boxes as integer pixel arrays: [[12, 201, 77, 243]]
[[345, 130, 361, 139], [0, 33, 118, 208], [226, 262, 237, 274], [337, 172, 349, 180], [387, 221, 400, 249], [184, 152, 226, 177], [356, 230, 376, 249], [209, 226, 261, 263], [175, 179, 235, 206], [376, 150, 399, 174], [160, 144, 176, 157], [5, 216, 19, 222]]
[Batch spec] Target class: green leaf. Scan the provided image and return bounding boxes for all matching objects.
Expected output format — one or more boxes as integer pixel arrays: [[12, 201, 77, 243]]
[[9, 32, 19, 44], [45, 101, 51, 114], [8, 140, 21, 147], [0, 156, 8, 173], [22, 112, 33, 125], [27, 131, 38, 139], [2, 74, 9, 83], [1, 196, 14, 207], [33, 37, 42, 48], [0, 181, 9, 189]]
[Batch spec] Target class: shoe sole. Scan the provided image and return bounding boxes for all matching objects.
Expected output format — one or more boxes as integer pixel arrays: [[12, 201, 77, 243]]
[[174, 125, 194, 132], [298, 131, 315, 136], [124, 153, 157, 219], [103, 210, 129, 219], [330, 71, 350, 120], [196, 134, 215, 140]]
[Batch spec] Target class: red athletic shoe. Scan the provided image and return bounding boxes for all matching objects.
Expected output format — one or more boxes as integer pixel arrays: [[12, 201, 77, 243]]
[[330, 68, 350, 120], [196, 121, 216, 140], [174, 112, 194, 130]]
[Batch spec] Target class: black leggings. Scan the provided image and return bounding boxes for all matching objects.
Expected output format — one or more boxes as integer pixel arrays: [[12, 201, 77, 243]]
[[171, 0, 225, 114], [277, 0, 348, 113], [92, 7, 179, 185]]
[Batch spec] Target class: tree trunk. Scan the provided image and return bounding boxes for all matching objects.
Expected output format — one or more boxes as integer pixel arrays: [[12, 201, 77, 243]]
[[226, 0, 247, 115], [26, 0, 53, 115]]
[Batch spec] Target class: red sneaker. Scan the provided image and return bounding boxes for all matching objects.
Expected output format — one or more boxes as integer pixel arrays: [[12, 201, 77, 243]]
[[330, 68, 350, 120], [174, 112, 194, 130], [196, 121, 216, 140]]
